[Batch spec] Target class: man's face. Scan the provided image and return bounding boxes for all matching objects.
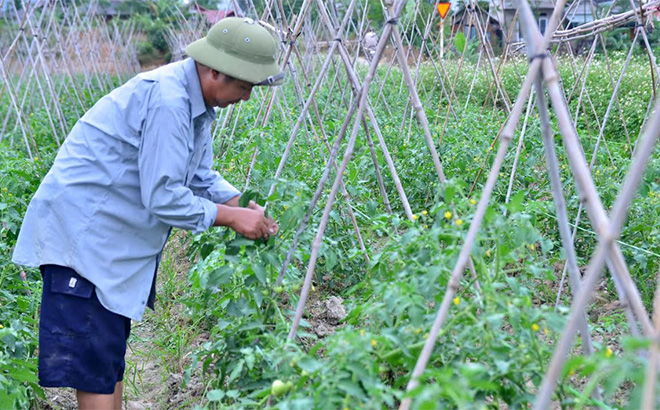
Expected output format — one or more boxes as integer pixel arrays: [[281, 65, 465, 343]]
[[205, 71, 254, 108]]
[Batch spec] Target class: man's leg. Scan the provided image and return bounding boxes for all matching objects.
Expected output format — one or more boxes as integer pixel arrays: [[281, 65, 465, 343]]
[[77, 381, 123, 410], [114, 381, 124, 409]]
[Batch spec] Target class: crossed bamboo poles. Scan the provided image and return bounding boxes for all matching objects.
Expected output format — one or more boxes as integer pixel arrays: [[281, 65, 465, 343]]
[[0, 0, 138, 155], [3, 0, 660, 405], [243, 0, 660, 406]]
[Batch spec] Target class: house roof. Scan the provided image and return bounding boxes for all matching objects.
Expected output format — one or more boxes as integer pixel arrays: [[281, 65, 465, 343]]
[[190, 4, 235, 25]]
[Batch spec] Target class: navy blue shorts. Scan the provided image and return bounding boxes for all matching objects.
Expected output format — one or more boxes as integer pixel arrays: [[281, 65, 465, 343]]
[[38, 265, 131, 394]]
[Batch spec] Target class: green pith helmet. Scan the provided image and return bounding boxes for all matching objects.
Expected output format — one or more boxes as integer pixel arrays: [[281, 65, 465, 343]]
[[186, 17, 284, 86]]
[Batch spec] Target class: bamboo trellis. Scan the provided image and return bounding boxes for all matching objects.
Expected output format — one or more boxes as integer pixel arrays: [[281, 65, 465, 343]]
[[2, 0, 660, 406]]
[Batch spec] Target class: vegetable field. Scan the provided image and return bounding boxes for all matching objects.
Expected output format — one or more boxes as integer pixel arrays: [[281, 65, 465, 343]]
[[2, 0, 660, 409]]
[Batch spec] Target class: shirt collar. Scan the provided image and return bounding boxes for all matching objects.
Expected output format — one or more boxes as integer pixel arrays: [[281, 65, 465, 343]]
[[183, 58, 215, 119]]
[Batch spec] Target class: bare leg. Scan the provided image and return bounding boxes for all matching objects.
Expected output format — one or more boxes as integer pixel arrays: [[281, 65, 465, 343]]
[[77, 382, 123, 410], [114, 382, 123, 410]]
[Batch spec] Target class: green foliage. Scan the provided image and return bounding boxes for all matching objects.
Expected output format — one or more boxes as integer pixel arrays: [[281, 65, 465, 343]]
[[0, 34, 657, 409], [454, 31, 466, 54], [0, 149, 52, 408]]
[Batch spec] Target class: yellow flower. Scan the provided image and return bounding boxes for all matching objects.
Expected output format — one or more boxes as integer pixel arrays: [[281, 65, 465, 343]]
[[606, 347, 613, 358], [453, 297, 460, 306], [415, 328, 421, 334], [528, 244, 535, 250], [412, 214, 418, 220], [296, 191, 301, 197], [423, 224, 428, 229], [532, 323, 540, 331], [423, 332, 429, 339], [543, 328, 549, 335], [568, 369, 575, 376], [370, 339, 377, 347], [562, 164, 566, 170], [0, 324, 3, 329], [455, 219, 463, 226], [470, 199, 476, 205], [486, 250, 491, 258], [422, 210, 428, 216], [360, 329, 365, 337], [444, 211, 452, 220], [499, 172, 504, 177]]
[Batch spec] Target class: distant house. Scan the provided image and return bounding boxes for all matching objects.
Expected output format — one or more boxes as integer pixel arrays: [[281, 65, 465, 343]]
[[498, 0, 617, 42], [189, 3, 236, 25], [451, 5, 503, 49], [497, 0, 555, 42]]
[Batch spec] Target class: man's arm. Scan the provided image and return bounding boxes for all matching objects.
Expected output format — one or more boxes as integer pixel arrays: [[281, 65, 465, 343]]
[[214, 196, 279, 239], [222, 195, 240, 207], [138, 103, 218, 234]]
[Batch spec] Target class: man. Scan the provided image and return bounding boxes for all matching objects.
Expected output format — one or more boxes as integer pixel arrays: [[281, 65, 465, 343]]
[[363, 29, 378, 61], [12, 17, 283, 409]]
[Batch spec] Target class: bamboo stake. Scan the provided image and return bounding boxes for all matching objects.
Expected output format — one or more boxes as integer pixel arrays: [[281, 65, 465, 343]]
[[398, 2, 571, 407], [288, 0, 409, 341], [278, 0, 371, 265], [244, 0, 314, 188], [534, 75, 595, 359], [533, 92, 660, 410], [540, 51, 653, 338], [0, 58, 35, 157], [319, 0, 414, 219], [641, 266, 660, 410], [390, 25, 445, 183], [504, 89, 534, 205]]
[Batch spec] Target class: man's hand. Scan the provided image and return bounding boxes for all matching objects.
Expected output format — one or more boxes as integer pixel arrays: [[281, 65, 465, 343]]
[[214, 200, 278, 240], [247, 200, 279, 236]]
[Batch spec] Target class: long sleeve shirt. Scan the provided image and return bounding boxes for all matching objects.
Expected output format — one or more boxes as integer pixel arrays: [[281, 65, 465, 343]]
[[12, 58, 240, 321]]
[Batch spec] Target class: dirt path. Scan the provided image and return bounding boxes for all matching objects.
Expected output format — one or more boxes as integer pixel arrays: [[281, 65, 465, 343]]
[[123, 316, 167, 410]]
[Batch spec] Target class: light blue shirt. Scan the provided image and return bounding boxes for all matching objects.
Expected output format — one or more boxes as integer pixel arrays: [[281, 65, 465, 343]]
[[12, 58, 240, 321]]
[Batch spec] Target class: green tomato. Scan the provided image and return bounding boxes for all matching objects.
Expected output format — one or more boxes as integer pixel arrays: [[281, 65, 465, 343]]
[[271, 379, 290, 396], [273, 286, 284, 294]]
